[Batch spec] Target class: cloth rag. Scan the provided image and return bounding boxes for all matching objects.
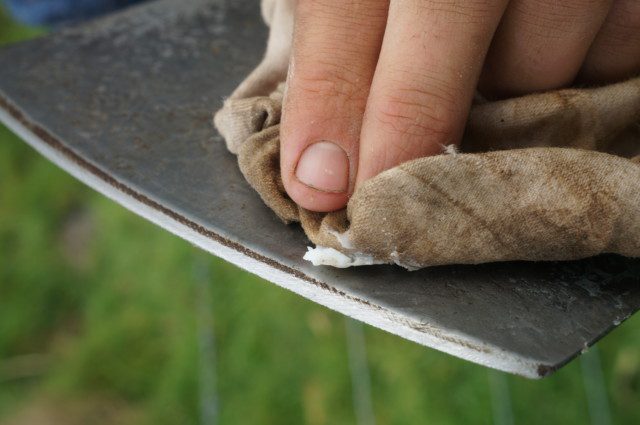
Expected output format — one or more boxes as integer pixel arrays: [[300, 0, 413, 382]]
[[214, 0, 640, 269]]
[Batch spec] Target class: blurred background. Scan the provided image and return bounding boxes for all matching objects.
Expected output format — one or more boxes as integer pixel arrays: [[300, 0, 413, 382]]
[[0, 2, 639, 424]]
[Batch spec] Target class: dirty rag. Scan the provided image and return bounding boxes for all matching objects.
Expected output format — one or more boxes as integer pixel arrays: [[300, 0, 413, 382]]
[[213, 0, 640, 269]]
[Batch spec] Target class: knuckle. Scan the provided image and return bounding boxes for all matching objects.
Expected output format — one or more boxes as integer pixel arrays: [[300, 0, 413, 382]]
[[514, 0, 611, 34], [296, 0, 345, 25], [373, 84, 460, 143], [297, 0, 384, 17], [414, 0, 498, 25], [295, 65, 369, 103], [610, 6, 640, 41]]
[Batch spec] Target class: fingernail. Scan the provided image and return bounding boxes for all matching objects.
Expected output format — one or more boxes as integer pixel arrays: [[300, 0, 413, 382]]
[[295, 141, 348, 193]]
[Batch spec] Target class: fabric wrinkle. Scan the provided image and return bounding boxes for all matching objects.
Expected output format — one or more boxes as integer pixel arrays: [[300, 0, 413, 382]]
[[213, 0, 640, 269]]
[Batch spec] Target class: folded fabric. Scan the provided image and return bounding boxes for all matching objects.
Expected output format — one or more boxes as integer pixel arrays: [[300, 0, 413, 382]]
[[214, 0, 640, 269]]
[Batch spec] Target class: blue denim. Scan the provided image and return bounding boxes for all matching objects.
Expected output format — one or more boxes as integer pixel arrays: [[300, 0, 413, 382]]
[[4, 0, 145, 25]]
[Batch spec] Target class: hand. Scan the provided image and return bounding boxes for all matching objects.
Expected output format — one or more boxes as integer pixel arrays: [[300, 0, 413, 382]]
[[279, 0, 640, 212]]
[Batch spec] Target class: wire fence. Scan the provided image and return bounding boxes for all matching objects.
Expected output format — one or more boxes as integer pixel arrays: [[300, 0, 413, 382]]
[[194, 256, 615, 425]]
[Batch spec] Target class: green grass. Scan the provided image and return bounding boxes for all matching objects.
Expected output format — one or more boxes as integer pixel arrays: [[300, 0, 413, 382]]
[[0, 8, 639, 425]]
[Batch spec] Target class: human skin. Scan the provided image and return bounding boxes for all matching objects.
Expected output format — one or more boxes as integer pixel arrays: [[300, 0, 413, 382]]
[[279, 0, 640, 212]]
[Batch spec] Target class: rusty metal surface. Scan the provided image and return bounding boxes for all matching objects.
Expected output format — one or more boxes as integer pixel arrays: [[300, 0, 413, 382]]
[[0, 0, 638, 378]]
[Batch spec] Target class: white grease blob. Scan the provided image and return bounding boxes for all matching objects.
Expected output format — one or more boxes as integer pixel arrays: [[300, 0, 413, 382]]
[[305, 229, 422, 270], [327, 229, 355, 250], [304, 245, 422, 270], [303, 246, 383, 268]]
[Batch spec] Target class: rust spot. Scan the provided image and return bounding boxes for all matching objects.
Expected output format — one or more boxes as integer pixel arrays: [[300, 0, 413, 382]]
[[408, 321, 491, 354], [536, 363, 557, 378]]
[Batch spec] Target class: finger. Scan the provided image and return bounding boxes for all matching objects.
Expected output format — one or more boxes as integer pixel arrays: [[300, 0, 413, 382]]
[[280, 0, 388, 212], [479, 0, 613, 98], [356, 0, 508, 186], [579, 0, 640, 84]]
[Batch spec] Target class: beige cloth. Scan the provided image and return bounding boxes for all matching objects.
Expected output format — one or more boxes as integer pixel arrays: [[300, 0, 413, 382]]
[[214, 0, 640, 269]]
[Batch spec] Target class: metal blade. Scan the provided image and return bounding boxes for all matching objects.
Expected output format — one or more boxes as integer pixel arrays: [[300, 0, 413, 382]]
[[1, 0, 638, 379]]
